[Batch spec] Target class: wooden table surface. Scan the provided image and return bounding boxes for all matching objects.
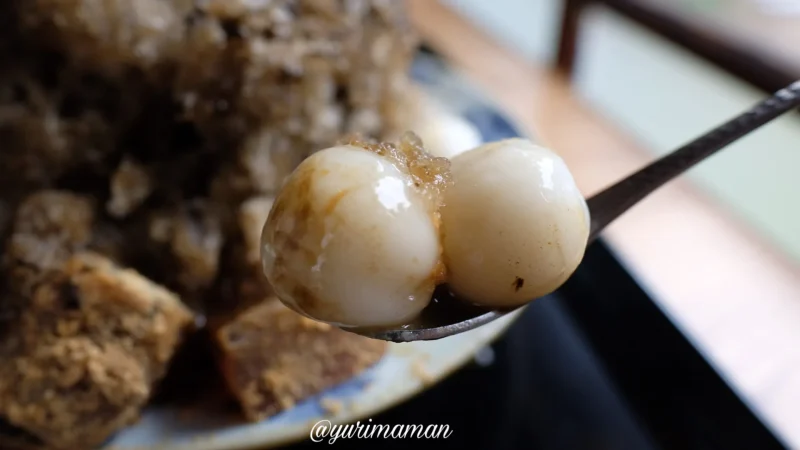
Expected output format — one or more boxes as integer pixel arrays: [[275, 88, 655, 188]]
[[408, 0, 800, 447]]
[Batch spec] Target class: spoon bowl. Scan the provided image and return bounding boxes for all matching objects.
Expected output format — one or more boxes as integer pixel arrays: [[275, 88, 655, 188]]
[[352, 79, 800, 342]]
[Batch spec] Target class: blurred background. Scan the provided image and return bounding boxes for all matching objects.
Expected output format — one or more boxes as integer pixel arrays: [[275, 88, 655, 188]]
[[386, 1, 800, 449], [446, 0, 800, 263]]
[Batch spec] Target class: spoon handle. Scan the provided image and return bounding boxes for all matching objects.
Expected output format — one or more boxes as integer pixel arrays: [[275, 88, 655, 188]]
[[586, 80, 800, 241]]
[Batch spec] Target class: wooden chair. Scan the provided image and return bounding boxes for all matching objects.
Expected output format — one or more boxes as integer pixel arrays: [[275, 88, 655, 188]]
[[555, 0, 799, 94]]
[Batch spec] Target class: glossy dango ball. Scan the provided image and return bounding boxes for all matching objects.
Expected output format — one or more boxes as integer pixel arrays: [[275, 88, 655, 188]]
[[440, 138, 590, 308], [261, 135, 450, 328]]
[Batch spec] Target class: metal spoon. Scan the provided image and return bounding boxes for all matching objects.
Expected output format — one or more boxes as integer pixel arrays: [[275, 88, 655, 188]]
[[351, 80, 800, 343]]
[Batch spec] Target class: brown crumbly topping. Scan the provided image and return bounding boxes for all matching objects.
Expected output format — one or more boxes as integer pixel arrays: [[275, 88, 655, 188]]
[[216, 298, 386, 422], [0, 0, 417, 206], [0, 0, 417, 446]]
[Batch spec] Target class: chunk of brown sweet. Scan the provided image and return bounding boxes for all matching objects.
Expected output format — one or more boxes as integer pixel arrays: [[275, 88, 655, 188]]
[[0, 252, 195, 450], [215, 298, 387, 422]]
